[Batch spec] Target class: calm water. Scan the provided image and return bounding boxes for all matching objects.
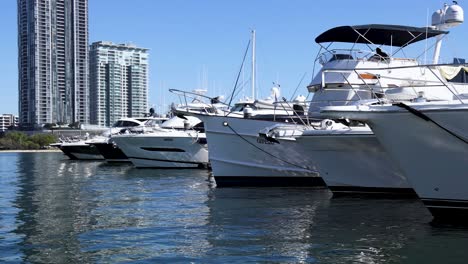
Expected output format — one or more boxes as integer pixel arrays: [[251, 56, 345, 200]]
[[1, 153, 468, 263]]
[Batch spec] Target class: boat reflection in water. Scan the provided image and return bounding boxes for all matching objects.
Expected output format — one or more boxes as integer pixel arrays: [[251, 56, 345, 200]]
[[2, 152, 467, 263], [12, 152, 100, 263]]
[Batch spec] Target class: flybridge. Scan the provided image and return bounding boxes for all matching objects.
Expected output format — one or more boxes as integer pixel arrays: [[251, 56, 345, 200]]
[[313, 2, 464, 64], [314, 25, 448, 47]]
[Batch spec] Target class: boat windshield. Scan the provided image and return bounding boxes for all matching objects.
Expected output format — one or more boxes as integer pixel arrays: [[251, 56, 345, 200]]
[[230, 103, 257, 112], [112, 120, 141, 127], [317, 49, 417, 65]]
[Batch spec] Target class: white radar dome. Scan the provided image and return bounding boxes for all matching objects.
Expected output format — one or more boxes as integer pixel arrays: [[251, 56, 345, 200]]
[[432, 9, 443, 26], [444, 3, 464, 25]]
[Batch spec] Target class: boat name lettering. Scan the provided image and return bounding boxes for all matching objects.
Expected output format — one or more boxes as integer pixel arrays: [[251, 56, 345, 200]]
[[256, 138, 275, 145]]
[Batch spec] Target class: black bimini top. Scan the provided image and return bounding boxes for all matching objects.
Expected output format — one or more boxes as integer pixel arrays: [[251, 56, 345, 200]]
[[315, 24, 448, 47]]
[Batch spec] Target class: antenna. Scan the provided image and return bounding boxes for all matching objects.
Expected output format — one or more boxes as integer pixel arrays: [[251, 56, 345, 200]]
[[251, 29, 256, 100]]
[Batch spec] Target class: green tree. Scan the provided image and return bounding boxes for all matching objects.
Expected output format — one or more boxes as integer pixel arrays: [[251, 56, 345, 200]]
[[5, 132, 29, 147], [30, 134, 57, 148]]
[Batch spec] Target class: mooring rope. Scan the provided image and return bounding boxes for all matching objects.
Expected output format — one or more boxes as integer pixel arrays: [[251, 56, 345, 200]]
[[393, 102, 468, 144], [224, 122, 315, 172]]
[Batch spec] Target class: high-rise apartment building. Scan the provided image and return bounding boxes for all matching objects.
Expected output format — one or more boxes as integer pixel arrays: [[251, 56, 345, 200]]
[[18, 0, 89, 127], [89, 41, 149, 127], [0, 114, 19, 132]]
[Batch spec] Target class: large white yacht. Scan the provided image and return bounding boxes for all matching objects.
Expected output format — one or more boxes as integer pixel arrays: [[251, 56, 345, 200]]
[[173, 85, 320, 187], [228, 3, 468, 194], [111, 115, 209, 168], [320, 4, 468, 222], [260, 21, 461, 196]]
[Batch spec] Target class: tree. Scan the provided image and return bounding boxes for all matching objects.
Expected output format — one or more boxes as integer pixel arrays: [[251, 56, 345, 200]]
[[30, 134, 57, 148]]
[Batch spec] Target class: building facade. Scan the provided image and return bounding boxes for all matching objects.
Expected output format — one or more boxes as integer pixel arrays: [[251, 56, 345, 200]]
[[0, 114, 19, 132], [18, 0, 89, 127], [89, 41, 149, 127]]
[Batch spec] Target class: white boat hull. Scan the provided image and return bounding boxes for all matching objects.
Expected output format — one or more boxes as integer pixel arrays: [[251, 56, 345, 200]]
[[197, 115, 323, 187], [289, 129, 414, 197], [323, 104, 468, 221], [112, 132, 209, 168]]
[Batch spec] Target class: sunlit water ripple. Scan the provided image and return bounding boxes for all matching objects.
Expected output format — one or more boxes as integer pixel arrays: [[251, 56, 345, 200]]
[[1, 152, 468, 263]]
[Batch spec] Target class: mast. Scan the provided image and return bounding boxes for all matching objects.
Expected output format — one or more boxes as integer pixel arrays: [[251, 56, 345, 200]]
[[251, 30, 256, 100]]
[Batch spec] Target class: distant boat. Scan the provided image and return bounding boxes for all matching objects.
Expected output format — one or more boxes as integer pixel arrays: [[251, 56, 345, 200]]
[[88, 117, 168, 163], [112, 115, 209, 168], [55, 117, 153, 160]]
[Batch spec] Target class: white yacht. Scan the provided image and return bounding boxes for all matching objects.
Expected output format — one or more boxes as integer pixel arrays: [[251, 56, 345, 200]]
[[173, 31, 324, 187], [88, 117, 168, 163], [57, 117, 151, 160], [111, 115, 209, 168], [173, 85, 320, 187], [322, 99, 468, 221], [230, 3, 468, 194], [320, 3, 468, 221]]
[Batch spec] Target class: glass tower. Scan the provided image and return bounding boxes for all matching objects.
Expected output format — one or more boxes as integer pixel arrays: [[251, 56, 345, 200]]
[[18, 0, 89, 127]]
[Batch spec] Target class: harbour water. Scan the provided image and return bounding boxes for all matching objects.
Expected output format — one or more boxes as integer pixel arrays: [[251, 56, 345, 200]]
[[1, 152, 468, 263]]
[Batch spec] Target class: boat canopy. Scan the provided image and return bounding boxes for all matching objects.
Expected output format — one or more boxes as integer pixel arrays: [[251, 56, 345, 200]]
[[315, 24, 448, 47]]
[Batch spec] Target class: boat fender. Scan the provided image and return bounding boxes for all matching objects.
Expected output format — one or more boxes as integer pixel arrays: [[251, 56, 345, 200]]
[[321, 119, 334, 129]]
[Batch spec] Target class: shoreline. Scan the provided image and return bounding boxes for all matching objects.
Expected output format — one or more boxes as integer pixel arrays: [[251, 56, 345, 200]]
[[0, 149, 62, 153]]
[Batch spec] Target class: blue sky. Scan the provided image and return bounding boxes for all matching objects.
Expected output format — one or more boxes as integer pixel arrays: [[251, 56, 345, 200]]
[[1, 0, 467, 115]]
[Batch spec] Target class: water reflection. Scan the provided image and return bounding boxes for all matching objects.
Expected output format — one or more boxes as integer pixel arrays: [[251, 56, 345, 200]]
[[7, 153, 214, 263], [13, 153, 99, 263], [205, 187, 330, 263], [77, 167, 212, 263], [0, 153, 23, 262], [311, 197, 433, 263], [2, 153, 468, 263]]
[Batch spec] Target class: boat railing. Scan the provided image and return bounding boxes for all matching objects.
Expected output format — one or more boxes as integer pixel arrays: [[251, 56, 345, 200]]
[[314, 63, 468, 104], [169, 89, 230, 115]]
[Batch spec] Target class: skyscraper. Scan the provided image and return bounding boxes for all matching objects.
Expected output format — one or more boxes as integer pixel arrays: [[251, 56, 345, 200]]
[[89, 41, 149, 127], [18, 0, 89, 127]]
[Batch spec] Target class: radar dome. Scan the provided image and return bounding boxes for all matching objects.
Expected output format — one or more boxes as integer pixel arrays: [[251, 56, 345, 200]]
[[432, 9, 443, 26], [444, 3, 464, 25]]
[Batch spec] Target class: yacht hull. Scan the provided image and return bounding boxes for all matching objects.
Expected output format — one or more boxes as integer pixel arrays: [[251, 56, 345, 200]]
[[91, 141, 130, 163], [197, 115, 323, 187], [323, 105, 468, 222], [59, 144, 104, 160], [112, 133, 209, 168], [290, 131, 415, 197]]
